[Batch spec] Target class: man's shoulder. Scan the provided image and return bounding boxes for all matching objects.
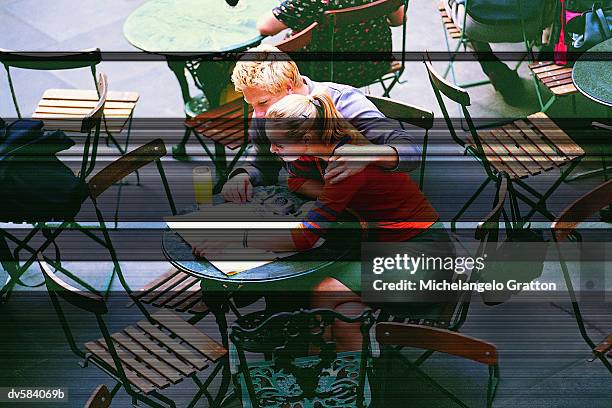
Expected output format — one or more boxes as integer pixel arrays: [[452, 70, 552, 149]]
[[306, 77, 364, 102]]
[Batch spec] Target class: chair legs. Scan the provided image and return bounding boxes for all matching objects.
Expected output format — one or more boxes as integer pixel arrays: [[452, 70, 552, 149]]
[[451, 177, 492, 232]]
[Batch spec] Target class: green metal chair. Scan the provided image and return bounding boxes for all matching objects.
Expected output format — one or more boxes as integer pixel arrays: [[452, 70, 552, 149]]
[[365, 94, 434, 190], [230, 309, 374, 408], [371, 176, 507, 408], [551, 179, 612, 373], [424, 55, 584, 231], [323, 0, 409, 97], [0, 48, 137, 155], [374, 322, 500, 407], [38, 255, 227, 408]]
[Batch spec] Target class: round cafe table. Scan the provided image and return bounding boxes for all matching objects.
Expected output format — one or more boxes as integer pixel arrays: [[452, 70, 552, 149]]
[[572, 38, 612, 220], [572, 37, 612, 107], [161, 187, 359, 402], [124, 0, 278, 109]]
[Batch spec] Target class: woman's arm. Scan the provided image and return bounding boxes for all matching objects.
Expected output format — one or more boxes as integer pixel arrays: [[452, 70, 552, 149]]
[[256, 11, 289, 36], [387, 5, 406, 27], [293, 179, 324, 200]]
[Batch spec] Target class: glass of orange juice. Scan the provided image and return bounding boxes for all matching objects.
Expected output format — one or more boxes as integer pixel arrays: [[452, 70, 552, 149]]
[[193, 166, 213, 207]]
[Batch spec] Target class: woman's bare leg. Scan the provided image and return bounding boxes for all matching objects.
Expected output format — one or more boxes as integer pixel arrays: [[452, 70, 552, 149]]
[[311, 277, 367, 352]]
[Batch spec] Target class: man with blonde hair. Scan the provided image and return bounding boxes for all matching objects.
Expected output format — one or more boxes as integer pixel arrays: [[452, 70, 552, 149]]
[[223, 44, 421, 203]]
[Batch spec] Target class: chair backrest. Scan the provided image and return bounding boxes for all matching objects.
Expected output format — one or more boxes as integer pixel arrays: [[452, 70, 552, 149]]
[[0, 48, 102, 71], [0, 48, 102, 118], [552, 179, 612, 242], [366, 95, 434, 130], [376, 322, 498, 365], [80, 73, 108, 134], [88, 138, 168, 199], [323, 0, 404, 27], [38, 254, 107, 315], [275, 22, 319, 52], [423, 55, 470, 107], [83, 385, 112, 408], [231, 309, 374, 407]]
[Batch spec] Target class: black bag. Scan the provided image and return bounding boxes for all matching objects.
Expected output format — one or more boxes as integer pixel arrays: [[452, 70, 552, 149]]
[[566, 2, 612, 50], [0, 120, 87, 223]]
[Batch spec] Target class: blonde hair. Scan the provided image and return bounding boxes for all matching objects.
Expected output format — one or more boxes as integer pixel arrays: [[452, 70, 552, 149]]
[[266, 89, 350, 146], [231, 44, 304, 95]]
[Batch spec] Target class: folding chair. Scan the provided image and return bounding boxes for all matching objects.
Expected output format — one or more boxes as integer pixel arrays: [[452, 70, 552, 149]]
[[175, 23, 319, 193], [230, 308, 374, 408], [425, 56, 585, 231], [438, 0, 539, 89], [374, 322, 499, 407], [551, 179, 612, 373], [323, 0, 409, 97], [372, 177, 507, 408], [0, 48, 139, 155], [365, 94, 434, 190], [38, 256, 227, 408]]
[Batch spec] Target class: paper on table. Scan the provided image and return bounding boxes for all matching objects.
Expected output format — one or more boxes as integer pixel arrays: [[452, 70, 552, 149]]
[[165, 205, 322, 275]]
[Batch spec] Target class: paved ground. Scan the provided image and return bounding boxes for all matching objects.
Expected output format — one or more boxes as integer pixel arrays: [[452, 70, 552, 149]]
[[1, 0, 611, 407]]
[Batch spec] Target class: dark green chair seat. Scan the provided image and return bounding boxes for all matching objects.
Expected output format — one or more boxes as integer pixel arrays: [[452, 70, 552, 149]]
[[240, 352, 363, 408]]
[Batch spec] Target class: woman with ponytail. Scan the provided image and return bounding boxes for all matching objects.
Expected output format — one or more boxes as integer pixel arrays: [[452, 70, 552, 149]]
[[194, 89, 452, 350]]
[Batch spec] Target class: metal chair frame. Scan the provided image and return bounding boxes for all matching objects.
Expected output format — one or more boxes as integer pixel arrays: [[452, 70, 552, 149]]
[[365, 94, 434, 190], [230, 308, 374, 408], [551, 179, 612, 373], [425, 57, 583, 232], [38, 253, 224, 408], [0, 48, 133, 155]]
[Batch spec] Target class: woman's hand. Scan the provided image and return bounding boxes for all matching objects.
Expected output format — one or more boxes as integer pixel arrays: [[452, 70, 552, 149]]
[[192, 231, 245, 258]]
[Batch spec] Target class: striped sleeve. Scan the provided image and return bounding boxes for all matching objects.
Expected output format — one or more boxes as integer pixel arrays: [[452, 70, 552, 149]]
[[291, 168, 367, 250]]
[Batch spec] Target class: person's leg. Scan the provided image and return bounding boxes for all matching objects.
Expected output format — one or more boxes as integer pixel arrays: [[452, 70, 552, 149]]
[[471, 40, 524, 106], [311, 277, 366, 352]]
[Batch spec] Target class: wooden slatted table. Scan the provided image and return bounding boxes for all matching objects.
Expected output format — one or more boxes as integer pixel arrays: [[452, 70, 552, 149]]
[[32, 88, 139, 133]]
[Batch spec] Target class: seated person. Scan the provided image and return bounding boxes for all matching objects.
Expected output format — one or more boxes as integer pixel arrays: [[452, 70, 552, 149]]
[[256, 0, 406, 88], [223, 44, 421, 204], [195, 89, 453, 351], [443, 0, 556, 105]]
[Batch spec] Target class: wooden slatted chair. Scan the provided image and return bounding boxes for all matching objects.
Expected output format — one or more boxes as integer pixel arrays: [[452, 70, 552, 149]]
[[0, 48, 139, 155], [425, 55, 585, 231], [551, 179, 612, 372], [176, 22, 319, 193], [323, 0, 409, 97], [528, 61, 579, 112], [39, 257, 227, 408], [375, 322, 499, 408]]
